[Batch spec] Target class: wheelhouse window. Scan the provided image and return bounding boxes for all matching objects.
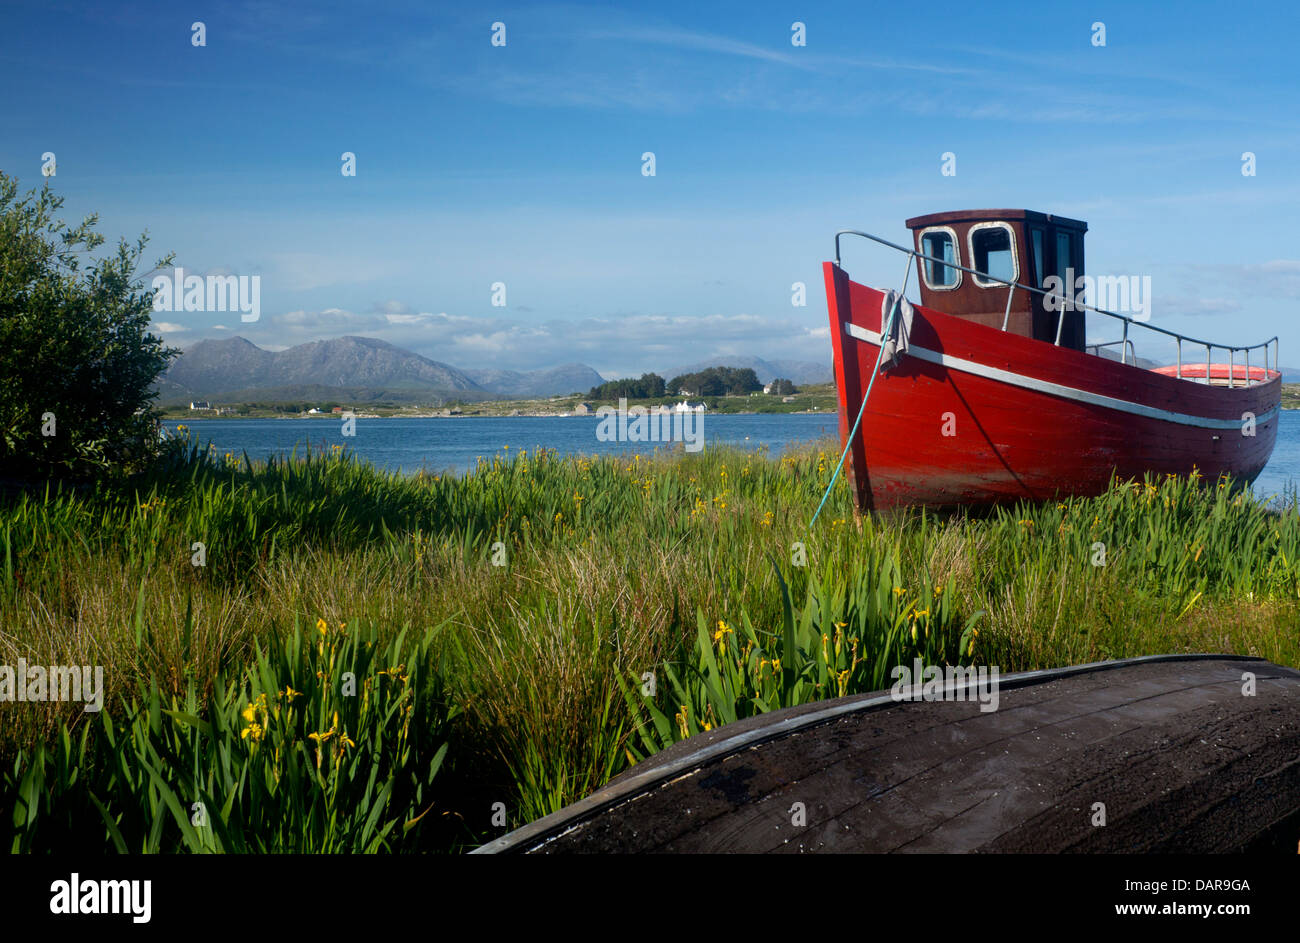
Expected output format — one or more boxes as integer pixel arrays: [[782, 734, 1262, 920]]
[[918, 227, 960, 290], [1029, 228, 1046, 287], [968, 222, 1018, 287], [1055, 231, 1075, 281]]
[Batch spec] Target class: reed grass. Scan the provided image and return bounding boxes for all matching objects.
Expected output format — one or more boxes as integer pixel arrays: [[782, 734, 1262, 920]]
[[1, 434, 1297, 851]]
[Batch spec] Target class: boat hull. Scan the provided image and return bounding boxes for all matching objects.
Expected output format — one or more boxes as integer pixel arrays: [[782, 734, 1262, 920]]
[[823, 262, 1281, 510]]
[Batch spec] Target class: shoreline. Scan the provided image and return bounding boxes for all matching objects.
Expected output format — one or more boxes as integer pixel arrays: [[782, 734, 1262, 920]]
[[164, 409, 835, 420], [161, 379, 1300, 421]]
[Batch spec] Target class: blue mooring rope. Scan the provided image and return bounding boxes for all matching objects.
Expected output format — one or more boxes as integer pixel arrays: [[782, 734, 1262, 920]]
[[808, 298, 900, 528]]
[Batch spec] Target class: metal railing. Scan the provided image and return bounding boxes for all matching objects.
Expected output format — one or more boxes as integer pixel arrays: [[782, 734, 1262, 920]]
[[1086, 339, 1136, 364], [834, 229, 1279, 388]]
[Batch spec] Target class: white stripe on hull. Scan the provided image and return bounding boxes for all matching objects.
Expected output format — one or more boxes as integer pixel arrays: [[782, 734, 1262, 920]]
[[844, 323, 1279, 431]]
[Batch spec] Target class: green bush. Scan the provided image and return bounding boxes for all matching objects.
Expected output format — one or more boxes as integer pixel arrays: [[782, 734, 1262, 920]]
[[0, 172, 176, 480]]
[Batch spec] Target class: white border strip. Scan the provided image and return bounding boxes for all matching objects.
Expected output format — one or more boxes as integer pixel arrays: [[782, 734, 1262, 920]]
[[845, 323, 1278, 431]]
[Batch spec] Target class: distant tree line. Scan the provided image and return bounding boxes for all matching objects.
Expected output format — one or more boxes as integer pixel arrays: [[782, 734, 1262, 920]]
[[768, 378, 797, 395], [589, 373, 666, 399], [588, 366, 776, 400], [668, 366, 761, 396]]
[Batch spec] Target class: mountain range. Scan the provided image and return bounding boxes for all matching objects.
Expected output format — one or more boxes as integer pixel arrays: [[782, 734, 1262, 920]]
[[159, 337, 839, 405], [158, 336, 606, 404]]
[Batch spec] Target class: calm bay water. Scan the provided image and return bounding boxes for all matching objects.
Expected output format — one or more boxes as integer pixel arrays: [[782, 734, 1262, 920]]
[[163, 413, 840, 476], [163, 410, 1300, 502]]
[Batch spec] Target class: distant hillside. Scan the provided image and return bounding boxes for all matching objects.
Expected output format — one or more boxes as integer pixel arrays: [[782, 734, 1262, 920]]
[[163, 336, 480, 399], [463, 363, 605, 397], [158, 336, 606, 404], [172, 384, 499, 406], [661, 355, 832, 386]]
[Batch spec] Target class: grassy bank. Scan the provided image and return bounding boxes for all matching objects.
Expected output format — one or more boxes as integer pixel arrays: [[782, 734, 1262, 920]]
[[2, 437, 1298, 852]]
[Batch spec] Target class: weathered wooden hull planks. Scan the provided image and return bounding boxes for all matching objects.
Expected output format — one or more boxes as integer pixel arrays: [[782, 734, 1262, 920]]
[[476, 656, 1300, 853]]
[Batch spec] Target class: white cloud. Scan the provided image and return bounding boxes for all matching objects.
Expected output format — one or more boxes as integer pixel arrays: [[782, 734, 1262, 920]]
[[584, 26, 806, 68], [247, 303, 829, 376]]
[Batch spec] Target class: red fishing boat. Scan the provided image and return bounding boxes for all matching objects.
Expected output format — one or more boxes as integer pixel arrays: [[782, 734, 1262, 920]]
[[823, 210, 1281, 510]]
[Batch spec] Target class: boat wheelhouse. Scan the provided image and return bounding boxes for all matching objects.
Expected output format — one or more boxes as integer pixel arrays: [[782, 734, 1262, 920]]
[[823, 209, 1281, 510]]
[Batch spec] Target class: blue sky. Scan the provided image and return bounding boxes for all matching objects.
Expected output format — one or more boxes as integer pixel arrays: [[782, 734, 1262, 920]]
[[2, 0, 1298, 377]]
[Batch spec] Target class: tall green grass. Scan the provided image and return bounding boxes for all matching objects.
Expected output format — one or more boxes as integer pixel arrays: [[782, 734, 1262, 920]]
[[3, 614, 457, 853], [1, 434, 1297, 851], [620, 553, 978, 758]]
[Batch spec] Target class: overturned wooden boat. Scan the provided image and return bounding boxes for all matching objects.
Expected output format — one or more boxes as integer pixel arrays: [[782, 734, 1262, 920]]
[[824, 210, 1281, 510], [475, 655, 1300, 853]]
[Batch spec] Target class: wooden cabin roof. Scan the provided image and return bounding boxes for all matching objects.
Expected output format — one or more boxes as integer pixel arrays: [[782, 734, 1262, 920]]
[[905, 208, 1088, 232]]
